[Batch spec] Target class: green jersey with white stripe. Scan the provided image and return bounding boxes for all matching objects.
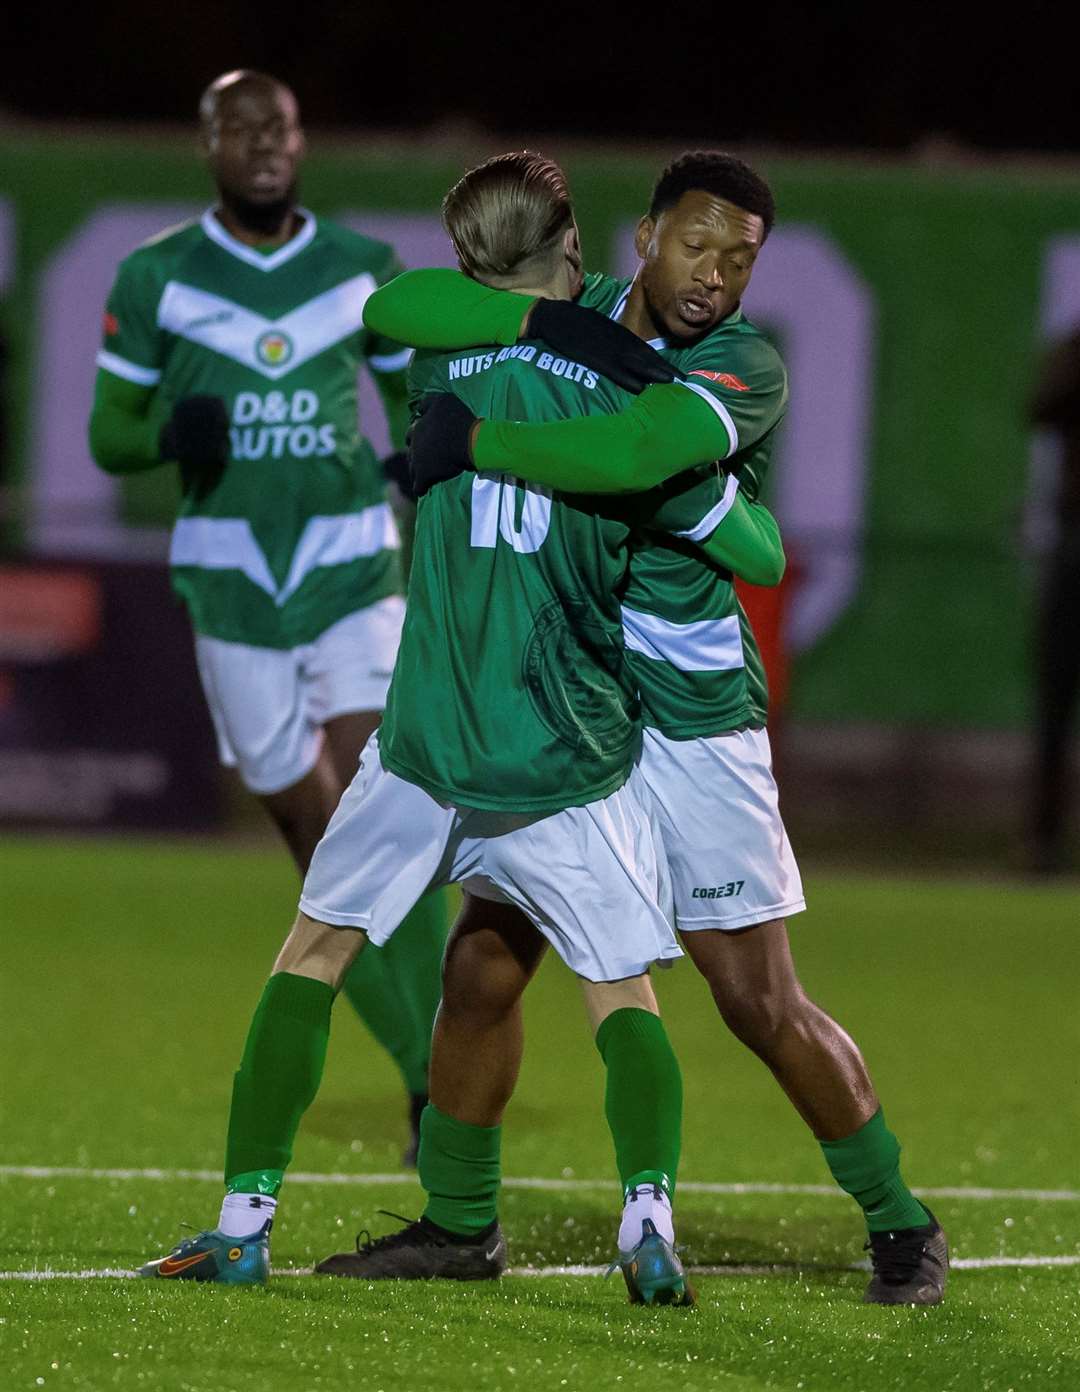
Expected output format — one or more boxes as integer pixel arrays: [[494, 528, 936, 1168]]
[[97, 210, 408, 648], [379, 342, 643, 813], [582, 273, 788, 737]]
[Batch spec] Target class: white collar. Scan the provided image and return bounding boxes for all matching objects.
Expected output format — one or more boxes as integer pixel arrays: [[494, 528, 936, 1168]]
[[201, 207, 317, 271], [609, 279, 669, 350]]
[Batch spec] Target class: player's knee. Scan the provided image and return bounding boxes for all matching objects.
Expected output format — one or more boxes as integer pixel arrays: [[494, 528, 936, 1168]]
[[440, 929, 524, 1023], [715, 984, 806, 1054], [272, 911, 364, 990], [581, 974, 658, 1035]]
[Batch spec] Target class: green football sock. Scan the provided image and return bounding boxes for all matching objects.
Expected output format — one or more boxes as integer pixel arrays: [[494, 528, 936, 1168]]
[[224, 971, 334, 1195], [820, 1107, 929, 1232], [418, 1103, 501, 1236], [595, 1008, 682, 1199], [339, 891, 449, 1096]]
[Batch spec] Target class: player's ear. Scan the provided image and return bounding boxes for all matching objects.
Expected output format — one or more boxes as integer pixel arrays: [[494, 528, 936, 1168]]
[[563, 222, 583, 296], [634, 215, 656, 261], [564, 222, 582, 271]]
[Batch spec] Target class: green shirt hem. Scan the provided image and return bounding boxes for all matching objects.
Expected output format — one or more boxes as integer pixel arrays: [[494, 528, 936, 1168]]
[[643, 714, 767, 740], [174, 568, 400, 649], [378, 746, 634, 816]]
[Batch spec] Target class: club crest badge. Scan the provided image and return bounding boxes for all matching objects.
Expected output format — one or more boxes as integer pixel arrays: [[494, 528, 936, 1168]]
[[256, 330, 294, 368]]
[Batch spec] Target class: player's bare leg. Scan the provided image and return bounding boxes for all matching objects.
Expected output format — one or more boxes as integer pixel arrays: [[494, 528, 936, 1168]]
[[322, 709, 381, 788], [263, 710, 447, 1163], [255, 709, 382, 875], [428, 897, 547, 1126], [681, 919, 947, 1304], [272, 908, 366, 987], [679, 918, 876, 1140], [315, 897, 535, 1280], [323, 707, 449, 1163], [258, 753, 344, 875], [324, 707, 450, 1163]]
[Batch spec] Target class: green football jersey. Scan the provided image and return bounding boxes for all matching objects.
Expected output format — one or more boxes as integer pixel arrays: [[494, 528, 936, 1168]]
[[378, 342, 644, 814], [581, 273, 788, 737], [97, 209, 409, 648]]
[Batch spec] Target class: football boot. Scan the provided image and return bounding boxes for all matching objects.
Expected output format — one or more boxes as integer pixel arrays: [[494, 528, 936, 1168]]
[[315, 1213, 507, 1280], [138, 1220, 271, 1285], [864, 1207, 948, 1305], [610, 1217, 695, 1307]]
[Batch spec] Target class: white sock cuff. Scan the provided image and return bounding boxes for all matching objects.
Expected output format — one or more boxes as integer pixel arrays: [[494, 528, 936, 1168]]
[[219, 1191, 277, 1238]]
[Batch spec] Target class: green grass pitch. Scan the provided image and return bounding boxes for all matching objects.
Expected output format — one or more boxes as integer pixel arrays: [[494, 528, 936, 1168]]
[[1, 837, 1078, 1390]]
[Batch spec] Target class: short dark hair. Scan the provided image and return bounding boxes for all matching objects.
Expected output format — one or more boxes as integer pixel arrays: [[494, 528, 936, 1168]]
[[649, 151, 775, 238]]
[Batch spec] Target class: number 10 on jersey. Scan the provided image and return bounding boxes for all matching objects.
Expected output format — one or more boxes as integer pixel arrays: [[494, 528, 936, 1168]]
[[470, 474, 553, 554]]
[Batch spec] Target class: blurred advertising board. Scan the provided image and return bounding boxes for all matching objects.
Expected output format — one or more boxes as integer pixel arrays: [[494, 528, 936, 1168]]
[[0, 561, 220, 829], [3, 135, 1080, 730]]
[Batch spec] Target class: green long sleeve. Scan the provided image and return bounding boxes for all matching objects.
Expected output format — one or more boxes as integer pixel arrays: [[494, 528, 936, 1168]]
[[363, 269, 534, 349], [365, 269, 785, 585], [473, 382, 730, 493], [88, 370, 168, 474], [699, 497, 786, 586], [475, 382, 783, 584]]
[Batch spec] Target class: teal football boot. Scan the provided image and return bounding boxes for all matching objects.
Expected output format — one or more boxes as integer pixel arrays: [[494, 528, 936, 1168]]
[[138, 1220, 271, 1285], [610, 1218, 695, 1307]]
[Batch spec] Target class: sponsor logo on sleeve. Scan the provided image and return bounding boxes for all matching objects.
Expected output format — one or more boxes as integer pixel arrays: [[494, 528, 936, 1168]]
[[103, 311, 119, 336], [690, 369, 750, 391]]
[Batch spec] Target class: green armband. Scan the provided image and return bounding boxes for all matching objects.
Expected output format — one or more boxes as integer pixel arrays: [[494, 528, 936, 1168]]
[[363, 269, 535, 350]]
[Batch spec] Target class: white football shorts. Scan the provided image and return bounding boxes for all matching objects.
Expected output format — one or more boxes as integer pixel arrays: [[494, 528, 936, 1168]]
[[299, 734, 681, 983], [638, 726, 806, 932], [194, 596, 406, 795]]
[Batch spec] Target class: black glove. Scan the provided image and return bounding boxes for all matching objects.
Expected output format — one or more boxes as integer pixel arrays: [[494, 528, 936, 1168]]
[[528, 299, 678, 393], [160, 395, 230, 498], [381, 449, 418, 503], [408, 393, 478, 497]]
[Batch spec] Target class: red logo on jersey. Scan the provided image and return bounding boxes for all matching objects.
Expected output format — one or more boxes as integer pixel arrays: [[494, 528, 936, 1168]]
[[103, 312, 119, 336], [691, 369, 749, 391]]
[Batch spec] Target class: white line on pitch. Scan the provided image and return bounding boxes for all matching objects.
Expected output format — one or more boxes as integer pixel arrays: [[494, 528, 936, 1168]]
[[3, 1254, 1078, 1282], [511, 1255, 1080, 1276], [1, 1166, 1078, 1204]]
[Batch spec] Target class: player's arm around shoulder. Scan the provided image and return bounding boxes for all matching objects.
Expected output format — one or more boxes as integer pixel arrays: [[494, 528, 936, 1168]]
[[472, 379, 734, 494], [364, 268, 534, 351]]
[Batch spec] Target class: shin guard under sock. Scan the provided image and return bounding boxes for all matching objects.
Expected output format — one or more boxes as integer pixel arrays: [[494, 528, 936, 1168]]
[[595, 1008, 682, 1200], [417, 1103, 501, 1237], [820, 1107, 929, 1232], [224, 972, 334, 1193]]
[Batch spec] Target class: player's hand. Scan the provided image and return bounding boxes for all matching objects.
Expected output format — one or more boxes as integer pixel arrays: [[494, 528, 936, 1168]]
[[160, 395, 230, 498], [527, 299, 678, 393], [381, 449, 419, 503], [408, 393, 478, 497]]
